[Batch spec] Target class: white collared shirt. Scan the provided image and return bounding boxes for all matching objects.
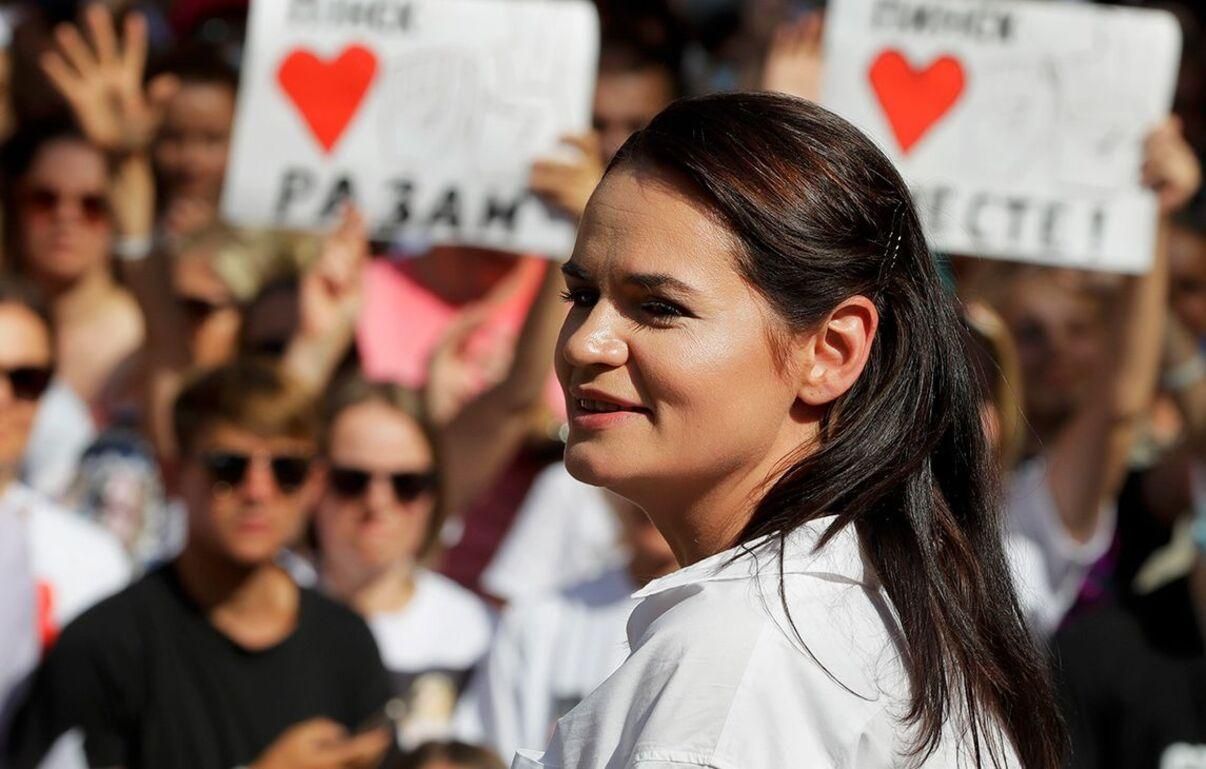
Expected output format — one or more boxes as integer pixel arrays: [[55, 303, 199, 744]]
[[513, 518, 1018, 769]]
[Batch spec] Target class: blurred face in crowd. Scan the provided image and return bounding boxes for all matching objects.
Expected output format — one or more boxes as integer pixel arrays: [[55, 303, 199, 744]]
[[316, 401, 437, 582], [411, 246, 519, 305], [17, 138, 112, 287], [1000, 271, 1105, 428], [593, 66, 676, 164], [0, 303, 52, 479], [178, 422, 319, 566], [154, 81, 235, 206], [1170, 225, 1206, 338], [557, 170, 806, 507], [173, 252, 241, 367]]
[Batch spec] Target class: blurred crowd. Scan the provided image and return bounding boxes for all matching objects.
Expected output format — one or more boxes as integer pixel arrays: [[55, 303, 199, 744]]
[[0, 0, 1204, 768]]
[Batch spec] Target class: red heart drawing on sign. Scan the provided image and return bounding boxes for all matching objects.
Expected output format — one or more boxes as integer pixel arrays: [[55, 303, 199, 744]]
[[278, 44, 378, 154], [868, 50, 965, 154]]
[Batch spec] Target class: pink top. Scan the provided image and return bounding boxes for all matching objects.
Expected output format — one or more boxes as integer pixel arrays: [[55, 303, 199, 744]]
[[356, 256, 566, 416]]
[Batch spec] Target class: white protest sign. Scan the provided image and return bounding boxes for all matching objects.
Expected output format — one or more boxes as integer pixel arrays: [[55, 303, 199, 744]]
[[221, 0, 600, 258], [821, 0, 1181, 273]]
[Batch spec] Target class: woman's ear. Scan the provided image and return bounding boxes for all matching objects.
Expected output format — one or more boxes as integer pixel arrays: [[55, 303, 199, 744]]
[[797, 295, 879, 406]]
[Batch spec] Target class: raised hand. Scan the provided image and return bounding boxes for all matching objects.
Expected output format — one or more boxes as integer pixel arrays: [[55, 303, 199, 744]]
[[424, 303, 513, 427], [761, 13, 825, 102], [41, 4, 178, 154], [530, 132, 605, 222], [299, 207, 369, 341], [1143, 116, 1203, 215]]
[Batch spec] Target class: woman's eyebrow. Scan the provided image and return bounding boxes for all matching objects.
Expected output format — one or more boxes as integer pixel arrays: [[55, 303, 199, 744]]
[[561, 261, 590, 281], [624, 272, 697, 295]]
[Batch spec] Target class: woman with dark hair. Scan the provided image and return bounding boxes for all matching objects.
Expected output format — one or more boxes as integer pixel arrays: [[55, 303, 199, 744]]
[[520, 92, 1064, 769]]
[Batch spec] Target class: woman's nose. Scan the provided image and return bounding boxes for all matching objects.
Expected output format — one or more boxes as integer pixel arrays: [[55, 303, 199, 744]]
[[560, 304, 629, 369]]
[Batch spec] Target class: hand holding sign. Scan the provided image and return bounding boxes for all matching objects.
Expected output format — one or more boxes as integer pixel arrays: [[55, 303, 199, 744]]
[[222, 0, 600, 258], [41, 5, 178, 155], [1142, 117, 1202, 214], [529, 132, 604, 222]]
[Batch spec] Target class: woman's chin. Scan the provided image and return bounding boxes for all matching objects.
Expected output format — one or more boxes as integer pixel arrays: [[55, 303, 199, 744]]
[[563, 443, 626, 490]]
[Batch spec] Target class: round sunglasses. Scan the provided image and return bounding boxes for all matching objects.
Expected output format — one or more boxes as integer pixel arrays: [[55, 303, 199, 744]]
[[201, 451, 312, 493], [20, 187, 109, 225], [328, 466, 438, 502]]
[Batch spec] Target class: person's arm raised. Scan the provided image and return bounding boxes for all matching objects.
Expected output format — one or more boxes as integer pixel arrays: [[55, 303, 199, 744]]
[[434, 260, 566, 518], [760, 13, 824, 102], [529, 132, 604, 224], [281, 208, 368, 395], [42, 5, 185, 367], [1046, 117, 1201, 543]]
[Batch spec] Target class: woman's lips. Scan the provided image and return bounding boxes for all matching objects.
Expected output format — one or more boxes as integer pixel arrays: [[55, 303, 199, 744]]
[[568, 395, 649, 429]]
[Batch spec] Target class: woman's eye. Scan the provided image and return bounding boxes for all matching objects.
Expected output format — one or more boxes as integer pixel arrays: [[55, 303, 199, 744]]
[[641, 300, 686, 319], [560, 288, 597, 308]]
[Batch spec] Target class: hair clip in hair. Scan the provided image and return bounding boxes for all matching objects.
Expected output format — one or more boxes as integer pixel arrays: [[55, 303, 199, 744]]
[[880, 204, 906, 282]]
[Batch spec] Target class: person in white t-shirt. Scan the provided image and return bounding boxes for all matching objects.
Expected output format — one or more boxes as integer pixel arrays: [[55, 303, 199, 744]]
[[22, 379, 95, 501], [460, 493, 677, 759], [0, 278, 130, 751], [481, 463, 623, 604], [315, 374, 495, 749], [518, 93, 1072, 769]]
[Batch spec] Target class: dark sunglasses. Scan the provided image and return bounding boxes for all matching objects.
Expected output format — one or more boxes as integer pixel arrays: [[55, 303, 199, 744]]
[[180, 296, 236, 322], [20, 187, 109, 224], [201, 451, 312, 492], [1, 366, 53, 401], [329, 466, 438, 502]]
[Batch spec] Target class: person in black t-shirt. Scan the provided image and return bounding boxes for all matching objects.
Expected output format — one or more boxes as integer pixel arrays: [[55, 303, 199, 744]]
[[1055, 541, 1206, 769], [7, 360, 393, 769]]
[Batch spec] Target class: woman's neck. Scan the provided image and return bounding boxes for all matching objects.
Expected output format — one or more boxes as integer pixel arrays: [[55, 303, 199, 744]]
[[325, 558, 417, 617], [639, 421, 819, 566], [639, 466, 775, 567]]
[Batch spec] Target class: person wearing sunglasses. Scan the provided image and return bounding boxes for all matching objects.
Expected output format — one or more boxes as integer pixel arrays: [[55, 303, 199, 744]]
[[314, 374, 495, 750], [0, 278, 130, 751], [1, 119, 144, 414], [7, 359, 394, 769]]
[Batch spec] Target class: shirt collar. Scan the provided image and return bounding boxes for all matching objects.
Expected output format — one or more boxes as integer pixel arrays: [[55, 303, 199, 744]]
[[632, 516, 874, 600]]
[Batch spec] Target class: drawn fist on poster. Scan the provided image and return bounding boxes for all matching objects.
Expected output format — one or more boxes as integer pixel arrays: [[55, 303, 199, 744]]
[[378, 47, 545, 172]]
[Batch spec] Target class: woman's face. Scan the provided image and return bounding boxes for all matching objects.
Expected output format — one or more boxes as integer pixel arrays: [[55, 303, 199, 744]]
[[316, 401, 437, 579], [1170, 226, 1206, 338], [18, 139, 112, 286], [1000, 272, 1105, 427], [556, 169, 809, 510], [0, 303, 52, 474], [154, 81, 235, 206]]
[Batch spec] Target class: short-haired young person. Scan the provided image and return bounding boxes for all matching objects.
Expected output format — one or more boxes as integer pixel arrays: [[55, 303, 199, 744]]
[[8, 359, 393, 769]]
